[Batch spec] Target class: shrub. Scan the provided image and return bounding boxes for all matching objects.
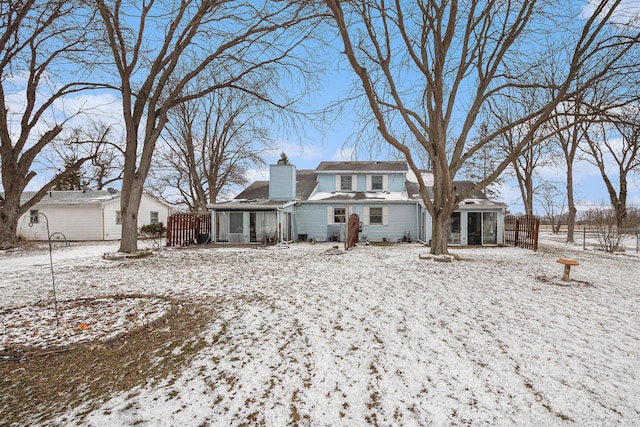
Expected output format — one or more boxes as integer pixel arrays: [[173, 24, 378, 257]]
[[580, 208, 632, 253], [139, 222, 166, 238]]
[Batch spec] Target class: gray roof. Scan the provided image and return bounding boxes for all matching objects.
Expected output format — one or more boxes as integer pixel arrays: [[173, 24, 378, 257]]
[[453, 180, 486, 199], [316, 161, 407, 172], [231, 170, 318, 202], [211, 163, 505, 210], [7, 190, 119, 205]]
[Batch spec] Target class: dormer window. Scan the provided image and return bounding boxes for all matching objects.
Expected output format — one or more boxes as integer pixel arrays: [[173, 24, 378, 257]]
[[371, 175, 383, 191], [340, 175, 352, 191], [367, 174, 387, 191]]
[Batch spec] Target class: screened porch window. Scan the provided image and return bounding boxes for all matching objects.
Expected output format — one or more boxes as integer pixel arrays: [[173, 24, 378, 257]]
[[229, 212, 243, 233], [482, 212, 497, 245], [448, 212, 461, 244]]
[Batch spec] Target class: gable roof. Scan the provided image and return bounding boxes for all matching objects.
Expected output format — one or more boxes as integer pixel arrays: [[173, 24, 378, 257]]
[[11, 190, 118, 205], [2, 189, 171, 208], [316, 161, 407, 172]]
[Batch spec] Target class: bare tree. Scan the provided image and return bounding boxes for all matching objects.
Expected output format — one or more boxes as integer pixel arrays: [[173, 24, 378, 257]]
[[45, 121, 123, 190], [582, 106, 640, 228], [95, 0, 320, 252], [153, 84, 271, 211], [489, 87, 558, 216], [548, 96, 585, 242], [537, 181, 566, 233], [461, 123, 503, 200], [324, 0, 640, 254], [0, 0, 99, 247]]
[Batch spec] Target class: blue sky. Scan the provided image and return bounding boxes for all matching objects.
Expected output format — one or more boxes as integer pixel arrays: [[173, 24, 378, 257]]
[[12, 0, 640, 216]]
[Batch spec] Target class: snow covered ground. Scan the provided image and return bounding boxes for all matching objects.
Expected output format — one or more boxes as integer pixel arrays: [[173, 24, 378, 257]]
[[1, 237, 639, 425]]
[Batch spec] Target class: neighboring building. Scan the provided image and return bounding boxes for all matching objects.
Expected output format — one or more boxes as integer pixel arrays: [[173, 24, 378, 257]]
[[11, 190, 171, 241], [208, 158, 506, 246]]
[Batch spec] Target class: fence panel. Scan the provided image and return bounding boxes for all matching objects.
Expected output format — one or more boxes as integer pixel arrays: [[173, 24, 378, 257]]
[[581, 226, 640, 253], [505, 215, 540, 251], [166, 212, 211, 247]]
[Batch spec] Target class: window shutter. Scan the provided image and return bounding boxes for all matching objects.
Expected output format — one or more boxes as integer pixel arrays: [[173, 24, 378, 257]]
[[335, 176, 341, 191], [382, 206, 389, 225], [366, 175, 372, 191], [383, 175, 389, 191], [352, 175, 357, 191], [363, 206, 370, 225], [327, 206, 333, 224]]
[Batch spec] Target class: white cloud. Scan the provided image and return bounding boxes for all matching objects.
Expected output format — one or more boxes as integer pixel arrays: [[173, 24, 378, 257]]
[[582, 0, 640, 27], [331, 146, 357, 161], [268, 141, 324, 163]]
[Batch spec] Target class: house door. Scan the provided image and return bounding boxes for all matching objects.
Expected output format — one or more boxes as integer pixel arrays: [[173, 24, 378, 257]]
[[467, 212, 482, 245]]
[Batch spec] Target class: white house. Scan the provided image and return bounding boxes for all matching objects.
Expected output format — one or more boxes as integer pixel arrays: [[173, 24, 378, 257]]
[[13, 190, 171, 241], [208, 159, 506, 246]]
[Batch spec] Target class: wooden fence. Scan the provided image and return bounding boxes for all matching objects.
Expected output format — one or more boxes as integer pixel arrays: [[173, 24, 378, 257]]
[[166, 212, 211, 247], [504, 215, 540, 251]]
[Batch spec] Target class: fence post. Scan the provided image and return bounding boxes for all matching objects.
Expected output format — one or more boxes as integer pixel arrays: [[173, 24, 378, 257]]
[[583, 226, 586, 251]]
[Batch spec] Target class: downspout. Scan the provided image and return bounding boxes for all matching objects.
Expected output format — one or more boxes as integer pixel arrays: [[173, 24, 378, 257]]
[[211, 209, 216, 243], [415, 202, 419, 242], [100, 204, 105, 240]]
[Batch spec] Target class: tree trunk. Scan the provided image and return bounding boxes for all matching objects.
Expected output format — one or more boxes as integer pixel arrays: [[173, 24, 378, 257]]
[[616, 176, 628, 229], [118, 176, 145, 253], [430, 211, 451, 255], [0, 170, 28, 247], [0, 203, 20, 247], [566, 162, 576, 243]]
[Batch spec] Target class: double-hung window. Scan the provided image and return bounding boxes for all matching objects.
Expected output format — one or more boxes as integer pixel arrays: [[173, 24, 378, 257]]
[[340, 175, 352, 191], [150, 211, 159, 224], [371, 175, 384, 191], [364, 206, 388, 225], [115, 210, 122, 224], [333, 207, 346, 223], [369, 207, 383, 224]]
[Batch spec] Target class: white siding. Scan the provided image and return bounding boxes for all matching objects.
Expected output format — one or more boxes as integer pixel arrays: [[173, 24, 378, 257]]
[[104, 193, 171, 240], [15, 192, 170, 241], [297, 203, 416, 243], [16, 205, 103, 241]]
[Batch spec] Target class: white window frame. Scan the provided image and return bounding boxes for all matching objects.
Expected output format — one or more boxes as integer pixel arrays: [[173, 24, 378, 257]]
[[336, 175, 357, 191], [115, 210, 122, 224], [367, 175, 388, 192], [30, 209, 39, 224], [363, 206, 389, 225], [150, 211, 159, 224], [327, 206, 348, 224]]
